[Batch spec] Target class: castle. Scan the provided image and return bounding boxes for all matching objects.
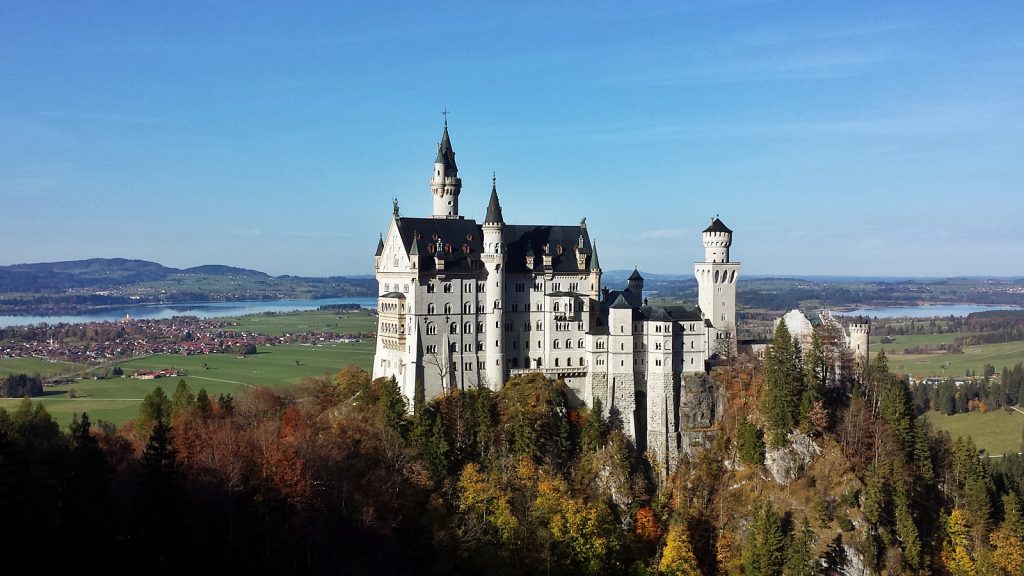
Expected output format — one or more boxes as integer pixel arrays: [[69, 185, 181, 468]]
[[779, 309, 870, 387], [373, 124, 740, 471]]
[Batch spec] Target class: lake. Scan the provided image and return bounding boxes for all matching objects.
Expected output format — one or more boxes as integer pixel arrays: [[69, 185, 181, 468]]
[[840, 303, 1021, 319], [0, 296, 378, 328]]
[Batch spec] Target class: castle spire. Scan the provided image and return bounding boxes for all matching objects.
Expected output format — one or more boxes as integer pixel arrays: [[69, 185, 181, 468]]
[[431, 121, 462, 218], [434, 124, 457, 173], [484, 173, 504, 225]]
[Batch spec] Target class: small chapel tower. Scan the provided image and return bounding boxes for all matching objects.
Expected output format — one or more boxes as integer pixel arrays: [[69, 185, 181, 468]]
[[430, 121, 462, 218], [695, 217, 740, 351]]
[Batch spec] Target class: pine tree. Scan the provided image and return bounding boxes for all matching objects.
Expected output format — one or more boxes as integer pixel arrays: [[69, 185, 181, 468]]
[[762, 320, 801, 447], [170, 379, 195, 419], [743, 500, 787, 576], [195, 387, 212, 418], [736, 415, 766, 466], [138, 385, 171, 437], [783, 517, 814, 576]]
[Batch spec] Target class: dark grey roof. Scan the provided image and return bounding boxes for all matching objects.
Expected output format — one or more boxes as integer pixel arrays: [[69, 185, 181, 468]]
[[547, 290, 585, 297], [629, 268, 643, 281], [380, 291, 406, 299], [609, 294, 632, 309], [375, 234, 384, 256], [435, 125, 458, 172], [395, 217, 483, 274], [703, 217, 732, 234], [504, 224, 595, 274], [661, 305, 703, 322], [642, 306, 674, 322], [590, 242, 601, 271], [484, 182, 504, 224]]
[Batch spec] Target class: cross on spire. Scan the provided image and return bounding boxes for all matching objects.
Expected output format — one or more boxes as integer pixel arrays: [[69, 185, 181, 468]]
[[442, 107, 449, 127]]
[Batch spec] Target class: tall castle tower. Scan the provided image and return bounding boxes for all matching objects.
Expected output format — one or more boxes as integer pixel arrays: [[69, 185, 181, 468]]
[[430, 122, 462, 218], [695, 217, 740, 348], [481, 176, 506, 390]]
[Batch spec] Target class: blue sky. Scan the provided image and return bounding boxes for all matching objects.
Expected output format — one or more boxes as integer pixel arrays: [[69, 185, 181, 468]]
[[2, 1, 1022, 277]]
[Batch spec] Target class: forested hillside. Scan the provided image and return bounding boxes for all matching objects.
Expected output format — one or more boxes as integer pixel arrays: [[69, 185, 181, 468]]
[[3, 328, 1024, 574]]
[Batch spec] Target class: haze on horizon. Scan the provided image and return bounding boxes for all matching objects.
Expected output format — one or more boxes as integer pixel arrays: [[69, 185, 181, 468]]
[[2, 2, 1022, 278]]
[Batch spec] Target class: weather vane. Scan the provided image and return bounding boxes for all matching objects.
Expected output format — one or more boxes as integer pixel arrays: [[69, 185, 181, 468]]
[[442, 107, 449, 126]]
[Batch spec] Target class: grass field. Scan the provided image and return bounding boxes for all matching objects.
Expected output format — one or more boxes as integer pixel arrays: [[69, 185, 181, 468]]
[[228, 309, 377, 336], [0, 310, 378, 428], [0, 357, 85, 378], [872, 332, 979, 349], [883, 340, 1024, 379], [924, 409, 1024, 456]]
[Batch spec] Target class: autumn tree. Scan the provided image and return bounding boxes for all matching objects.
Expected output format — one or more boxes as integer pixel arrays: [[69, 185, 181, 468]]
[[659, 521, 700, 576]]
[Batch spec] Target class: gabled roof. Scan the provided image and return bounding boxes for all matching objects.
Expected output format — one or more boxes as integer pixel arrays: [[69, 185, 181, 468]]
[[609, 294, 632, 309], [703, 217, 732, 234], [435, 125, 458, 172]]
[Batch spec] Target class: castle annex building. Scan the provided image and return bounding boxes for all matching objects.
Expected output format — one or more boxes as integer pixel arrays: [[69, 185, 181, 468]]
[[373, 124, 740, 470]]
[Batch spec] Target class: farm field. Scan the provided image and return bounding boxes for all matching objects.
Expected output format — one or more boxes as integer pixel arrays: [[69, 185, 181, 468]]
[[0, 341, 374, 427], [923, 409, 1024, 457], [872, 332, 980, 349], [227, 309, 377, 336], [883, 340, 1024, 380], [0, 308, 378, 427], [0, 357, 84, 378]]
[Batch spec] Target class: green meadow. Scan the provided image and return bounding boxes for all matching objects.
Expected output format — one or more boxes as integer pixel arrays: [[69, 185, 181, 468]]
[[883, 340, 1024, 379], [228, 309, 377, 336], [923, 408, 1024, 457], [0, 357, 85, 378], [0, 310, 377, 427]]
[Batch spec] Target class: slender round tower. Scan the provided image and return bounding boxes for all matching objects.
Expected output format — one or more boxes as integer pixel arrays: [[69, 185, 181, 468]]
[[481, 176, 506, 390]]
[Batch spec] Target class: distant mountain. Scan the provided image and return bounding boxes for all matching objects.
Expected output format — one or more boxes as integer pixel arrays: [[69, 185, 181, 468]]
[[0, 258, 337, 293], [0, 258, 175, 291], [181, 264, 271, 278]]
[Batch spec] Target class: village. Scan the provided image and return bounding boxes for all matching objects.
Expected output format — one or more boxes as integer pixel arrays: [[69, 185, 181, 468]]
[[0, 314, 372, 365]]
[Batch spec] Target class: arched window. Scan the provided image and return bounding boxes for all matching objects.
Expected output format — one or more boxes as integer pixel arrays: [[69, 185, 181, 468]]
[[427, 303, 436, 314], [554, 358, 560, 367], [426, 323, 437, 335], [554, 340, 561, 349], [450, 322, 458, 334], [464, 321, 472, 333], [567, 357, 572, 366], [444, 303, 452, 314], [565, 338, 572, 349], [579, 356, 584, 366], [578, 338, 584, 348], [477, 321, 484, 333]]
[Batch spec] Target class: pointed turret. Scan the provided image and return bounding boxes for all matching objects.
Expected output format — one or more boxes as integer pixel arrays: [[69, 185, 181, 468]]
[[590, 242, 601, 271], [431, 121, 462, 218], [435, 124, 458, 173], [375, 233, 384, 257], [484, 175, 504, 225], [627, 267, 644, 294]]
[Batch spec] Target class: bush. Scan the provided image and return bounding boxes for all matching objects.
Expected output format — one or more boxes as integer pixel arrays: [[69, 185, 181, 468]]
[[838, 517, 854, 532]]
